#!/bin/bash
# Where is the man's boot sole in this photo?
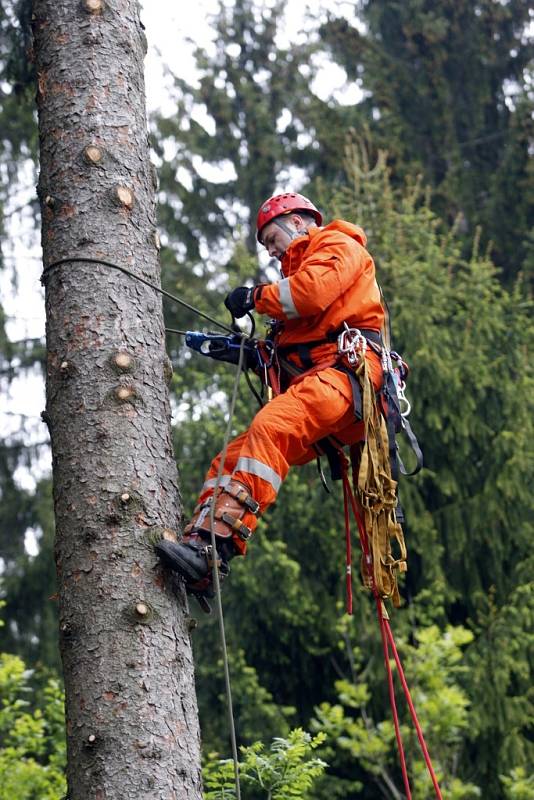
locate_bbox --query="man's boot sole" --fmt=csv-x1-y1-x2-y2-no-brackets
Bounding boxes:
155,540,208,583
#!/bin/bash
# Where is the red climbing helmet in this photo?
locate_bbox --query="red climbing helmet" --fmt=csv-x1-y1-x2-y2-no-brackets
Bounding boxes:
256,192,323,243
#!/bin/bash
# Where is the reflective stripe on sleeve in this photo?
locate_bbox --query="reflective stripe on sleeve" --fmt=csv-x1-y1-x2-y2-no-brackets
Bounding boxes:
234,457,282,493
278,278,299,319
201,474,232,494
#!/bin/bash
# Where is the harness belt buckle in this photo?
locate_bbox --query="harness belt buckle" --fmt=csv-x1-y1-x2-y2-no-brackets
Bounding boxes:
202,545,222,569
246,497,260,515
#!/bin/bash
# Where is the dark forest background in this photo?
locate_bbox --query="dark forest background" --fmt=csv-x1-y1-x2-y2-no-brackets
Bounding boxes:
0,1,532,797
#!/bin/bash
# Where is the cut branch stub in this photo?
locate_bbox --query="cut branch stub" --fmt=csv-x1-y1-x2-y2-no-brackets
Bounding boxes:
83,0,104,14
112,351,136,373
111,185,134,210
83,145,103,165
59,360,76,378
60,622,72,638
106,490,142,525
114,385,137,403
144,526,178,548
133,601,154,625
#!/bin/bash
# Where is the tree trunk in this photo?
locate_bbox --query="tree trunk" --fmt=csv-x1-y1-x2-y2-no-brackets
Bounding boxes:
33,2,203,797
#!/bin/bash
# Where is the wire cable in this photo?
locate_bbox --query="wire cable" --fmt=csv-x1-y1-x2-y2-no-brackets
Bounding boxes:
41,256,235,334
207,337,246,800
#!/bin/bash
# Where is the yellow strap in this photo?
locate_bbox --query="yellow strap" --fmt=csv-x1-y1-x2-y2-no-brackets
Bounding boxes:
352,355,407,607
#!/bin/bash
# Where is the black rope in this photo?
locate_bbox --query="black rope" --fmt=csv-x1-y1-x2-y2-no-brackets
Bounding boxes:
41,256,235,335
165,327,188,336
243,367,264,409
208,337,247,800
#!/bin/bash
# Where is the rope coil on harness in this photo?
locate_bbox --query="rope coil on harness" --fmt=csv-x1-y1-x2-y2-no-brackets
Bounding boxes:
347,344,408,607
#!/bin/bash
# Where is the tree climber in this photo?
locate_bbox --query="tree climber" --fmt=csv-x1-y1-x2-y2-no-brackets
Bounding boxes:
156,192,386,603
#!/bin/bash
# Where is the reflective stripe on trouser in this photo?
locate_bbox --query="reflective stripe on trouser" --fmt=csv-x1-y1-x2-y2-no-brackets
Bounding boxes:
196,367,369,554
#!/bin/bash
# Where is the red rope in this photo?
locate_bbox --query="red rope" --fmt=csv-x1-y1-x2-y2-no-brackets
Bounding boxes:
384,620,443,799
376,596,412,799
340,457,443,799
341,467,411,797
342,474,353,615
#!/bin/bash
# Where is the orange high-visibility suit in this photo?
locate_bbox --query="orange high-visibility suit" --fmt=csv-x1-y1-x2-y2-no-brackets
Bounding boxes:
196,220,385,554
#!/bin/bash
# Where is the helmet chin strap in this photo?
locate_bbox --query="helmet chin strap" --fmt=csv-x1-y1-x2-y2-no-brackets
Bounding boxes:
273,218,307,274
273,216,304,243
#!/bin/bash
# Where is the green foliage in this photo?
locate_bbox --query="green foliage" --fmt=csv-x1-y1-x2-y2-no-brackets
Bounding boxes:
204,728,327,800
0,477,60,673
313,621,480,799
320,0,533,280
501,768,534,800
191,633,296,748
0,652,66,800
467,583,534,795
153,0,326,258
0,0,38,244
0,0,52,676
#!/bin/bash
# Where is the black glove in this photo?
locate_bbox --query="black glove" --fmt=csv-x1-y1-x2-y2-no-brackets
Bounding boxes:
224,286,256,319
208,335,258,369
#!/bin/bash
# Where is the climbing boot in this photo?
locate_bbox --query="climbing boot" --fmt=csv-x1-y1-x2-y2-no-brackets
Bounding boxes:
155,532,235,612
155,479,260,611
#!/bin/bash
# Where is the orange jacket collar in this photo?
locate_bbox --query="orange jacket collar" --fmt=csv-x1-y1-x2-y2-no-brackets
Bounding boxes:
281,219,367,276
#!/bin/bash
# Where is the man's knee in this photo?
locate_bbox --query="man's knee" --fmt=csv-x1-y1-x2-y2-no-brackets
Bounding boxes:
247,406,279,442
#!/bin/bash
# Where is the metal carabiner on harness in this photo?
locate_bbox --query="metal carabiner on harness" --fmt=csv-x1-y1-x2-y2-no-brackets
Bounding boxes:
390,351,411,418
337,323,367,366
396,380,412,418
256,339,278,400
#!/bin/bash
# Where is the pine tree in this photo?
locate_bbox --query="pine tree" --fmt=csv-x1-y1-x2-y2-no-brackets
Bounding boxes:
320,0,533,280
0,0,36,233
153,0,324,261
0,0,53,669
317,146,533,796
33,1,202,797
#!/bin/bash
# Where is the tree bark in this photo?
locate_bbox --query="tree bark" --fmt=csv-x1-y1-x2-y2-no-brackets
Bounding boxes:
33,2,203,797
